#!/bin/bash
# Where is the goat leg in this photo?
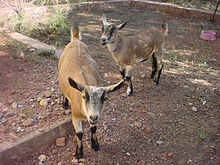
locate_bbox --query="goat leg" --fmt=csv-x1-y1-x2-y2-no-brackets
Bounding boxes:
62,96,69,109
75,132,83,159
90,126,100,151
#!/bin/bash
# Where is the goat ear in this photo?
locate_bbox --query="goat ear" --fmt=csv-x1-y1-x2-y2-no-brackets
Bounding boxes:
104,79,125,94
117,22,127,30
68,77,85,92
102,14,108,25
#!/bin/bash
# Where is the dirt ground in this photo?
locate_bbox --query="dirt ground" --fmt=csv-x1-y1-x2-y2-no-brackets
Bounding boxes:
0,2,220,165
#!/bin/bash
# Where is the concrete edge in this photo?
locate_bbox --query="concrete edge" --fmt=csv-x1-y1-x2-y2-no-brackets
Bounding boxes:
7,31,57,51
0,117,73,164
6,31,63,59
0,0,219,21
132,0,220,21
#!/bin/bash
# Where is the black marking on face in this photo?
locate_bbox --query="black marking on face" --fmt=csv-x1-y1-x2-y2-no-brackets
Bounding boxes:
100,91,106,103
108,25,116,40
83,90,90,102
101,25,104,33
120,69,125,78
126,76,131,81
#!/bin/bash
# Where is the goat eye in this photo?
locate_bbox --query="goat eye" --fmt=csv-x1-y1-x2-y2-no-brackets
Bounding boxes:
83,91,90,101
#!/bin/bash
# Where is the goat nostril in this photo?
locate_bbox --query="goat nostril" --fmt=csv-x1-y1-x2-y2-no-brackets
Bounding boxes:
90,115,98,121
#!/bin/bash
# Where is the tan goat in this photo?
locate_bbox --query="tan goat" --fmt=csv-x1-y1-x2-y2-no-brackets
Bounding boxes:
101,14,168,96
58,25,124,159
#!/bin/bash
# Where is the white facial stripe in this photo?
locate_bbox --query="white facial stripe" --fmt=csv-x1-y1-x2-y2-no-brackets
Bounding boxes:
102,35,108,40
89,86,102,95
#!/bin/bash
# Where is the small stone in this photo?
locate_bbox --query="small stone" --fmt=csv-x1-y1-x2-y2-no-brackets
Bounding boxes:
192,106,197,112
19,113,27,119
188,103,193,105
29,98,34,102
134,121,142,128
167,152,173,157
121,93,127,97
37,96,44,102
2,107,8,113
8,98,14,104
18,104,23,108
56,137,66,147
12,102,18,109
22,118,34,127
141,74,146,78
126,152,131,156
72,159,78,163
38,154,46,163
1,117,7,124
52,149,58,154
156,140,164,145
30,48,35,52
16,50,24,58
79,158,86,162
58,162,64,165
0,113,3,118
6,112,16,117
130,103,135,107
43,90,53,98
40,99,48,106
112,118,116,122
17,126,22,132
64,110,71,115
178,159,185,165
145,127,151,133
147,112,155,118
103,123,108,131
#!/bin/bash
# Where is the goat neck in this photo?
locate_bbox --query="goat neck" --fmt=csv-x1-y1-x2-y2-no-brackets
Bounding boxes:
107,33,122,53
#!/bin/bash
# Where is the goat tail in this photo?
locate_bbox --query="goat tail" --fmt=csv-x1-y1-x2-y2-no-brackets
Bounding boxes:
71,24,81,41
161,21,168,37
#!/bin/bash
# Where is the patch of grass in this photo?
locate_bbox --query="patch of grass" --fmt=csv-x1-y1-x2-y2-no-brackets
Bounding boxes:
15,81,22,90
20,108,31,116
24,54,42,64
143,13,147,17
1,39,27,56
24,49,55,63
38,49,55,58
94,53,108,59
167,52,178,61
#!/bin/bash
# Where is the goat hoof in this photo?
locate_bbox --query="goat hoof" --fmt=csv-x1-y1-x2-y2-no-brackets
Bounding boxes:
92,142,100,151
153,80,159,85
75,152,83,159
126,87,133,96
62,104,69,109
150,75,154,79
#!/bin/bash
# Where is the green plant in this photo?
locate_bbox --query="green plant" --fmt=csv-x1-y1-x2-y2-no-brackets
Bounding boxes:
24,54,42,63
38,49,55,58
1,39,27,56
47,8,67,34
